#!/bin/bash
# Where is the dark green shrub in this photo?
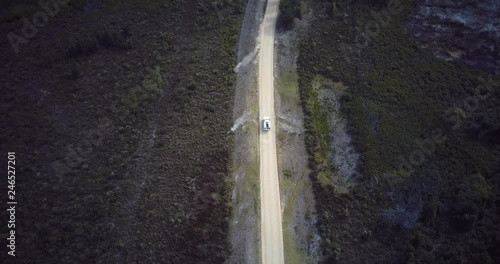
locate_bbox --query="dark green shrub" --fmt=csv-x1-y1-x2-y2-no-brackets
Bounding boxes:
95,29,132,50
277,0,301,30
70,64,79,80
67,37,98,58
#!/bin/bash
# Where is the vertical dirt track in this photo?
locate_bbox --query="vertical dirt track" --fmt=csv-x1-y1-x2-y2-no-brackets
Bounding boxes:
258,0,285,263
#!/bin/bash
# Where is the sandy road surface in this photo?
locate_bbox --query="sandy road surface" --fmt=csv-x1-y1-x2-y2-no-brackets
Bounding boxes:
258,0,284,263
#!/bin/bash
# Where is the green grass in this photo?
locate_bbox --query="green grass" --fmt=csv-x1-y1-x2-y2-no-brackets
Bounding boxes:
275,64,314,263
244,119,260,195
307,76,332,162
277,69,301,104
306,76,354,189
281,172,313,264
228,76,261,261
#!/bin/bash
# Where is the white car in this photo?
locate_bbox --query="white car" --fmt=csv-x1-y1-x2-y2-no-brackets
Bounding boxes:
262,117,271,131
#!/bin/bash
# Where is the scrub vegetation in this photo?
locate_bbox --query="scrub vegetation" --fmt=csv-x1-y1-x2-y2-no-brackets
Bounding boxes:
296,0,500,263
0,0,244,262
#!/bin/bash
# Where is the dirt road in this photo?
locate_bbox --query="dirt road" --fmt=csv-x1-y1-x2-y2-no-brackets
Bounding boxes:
258,0,284,263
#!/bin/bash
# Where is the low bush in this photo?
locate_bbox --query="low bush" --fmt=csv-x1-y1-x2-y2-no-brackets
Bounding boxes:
278,0,301,30
67,37,98,57
67,28,132,58
298,0,500,262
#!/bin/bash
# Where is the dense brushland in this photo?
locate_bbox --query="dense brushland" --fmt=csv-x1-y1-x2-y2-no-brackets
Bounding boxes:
0,0,243,262
293,0,500,263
